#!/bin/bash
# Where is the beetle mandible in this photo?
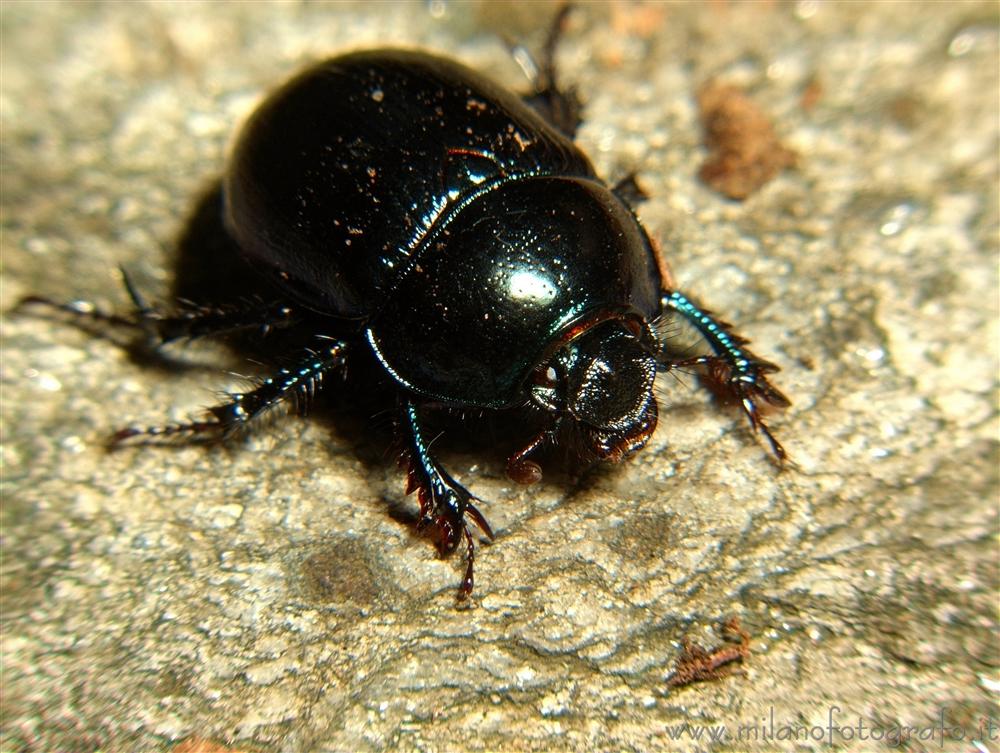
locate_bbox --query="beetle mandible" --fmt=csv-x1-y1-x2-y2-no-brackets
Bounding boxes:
24,9,790,598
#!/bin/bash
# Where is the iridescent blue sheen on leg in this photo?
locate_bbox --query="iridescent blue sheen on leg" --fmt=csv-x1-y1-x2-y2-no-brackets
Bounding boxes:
660,291,790,460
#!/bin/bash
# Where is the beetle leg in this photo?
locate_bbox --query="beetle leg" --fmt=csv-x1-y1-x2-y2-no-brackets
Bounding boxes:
659,290,790,461
119,267,298,346
134,299,297,345
611,173,649,206
17,267,298,348
506,432,546,485
111,341,348,445
506,416,564,485
400,399,494,599
509,4,582,138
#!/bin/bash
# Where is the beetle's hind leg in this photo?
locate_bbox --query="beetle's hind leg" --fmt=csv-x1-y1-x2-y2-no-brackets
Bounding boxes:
112,341,349,445
658,290,790,461
399,399,494,599
117,268,298,347
17,266,298,349
509,4,582,138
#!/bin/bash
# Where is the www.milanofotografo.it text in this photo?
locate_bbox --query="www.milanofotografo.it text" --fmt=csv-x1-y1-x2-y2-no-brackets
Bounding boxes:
658,707,998,748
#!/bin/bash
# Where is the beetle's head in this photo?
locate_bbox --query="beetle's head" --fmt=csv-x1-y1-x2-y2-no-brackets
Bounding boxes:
530,319,659,462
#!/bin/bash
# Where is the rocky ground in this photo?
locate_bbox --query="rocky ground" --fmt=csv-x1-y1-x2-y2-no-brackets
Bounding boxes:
2,2,997,752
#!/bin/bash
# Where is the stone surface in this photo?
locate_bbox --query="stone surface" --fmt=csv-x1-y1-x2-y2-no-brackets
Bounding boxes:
2,2,997,752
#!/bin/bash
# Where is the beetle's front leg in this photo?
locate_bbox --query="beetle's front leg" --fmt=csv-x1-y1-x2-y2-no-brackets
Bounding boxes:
505,415,566,485
400,399,494,598
659,290,790,461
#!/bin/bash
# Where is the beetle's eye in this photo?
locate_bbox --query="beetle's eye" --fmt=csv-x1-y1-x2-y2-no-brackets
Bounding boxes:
531,365,560,387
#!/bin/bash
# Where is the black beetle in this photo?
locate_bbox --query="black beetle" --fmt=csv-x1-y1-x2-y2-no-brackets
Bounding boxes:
23,10,789,598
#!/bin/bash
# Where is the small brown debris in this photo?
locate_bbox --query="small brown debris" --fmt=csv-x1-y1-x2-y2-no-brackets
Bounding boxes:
697,81,796,200
666,617,751,688
610,2,669,39
172,738,249,753
800,74,824,112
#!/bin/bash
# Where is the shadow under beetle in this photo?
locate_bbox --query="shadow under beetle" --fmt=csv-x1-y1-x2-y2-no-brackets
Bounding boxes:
24,9,789,598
